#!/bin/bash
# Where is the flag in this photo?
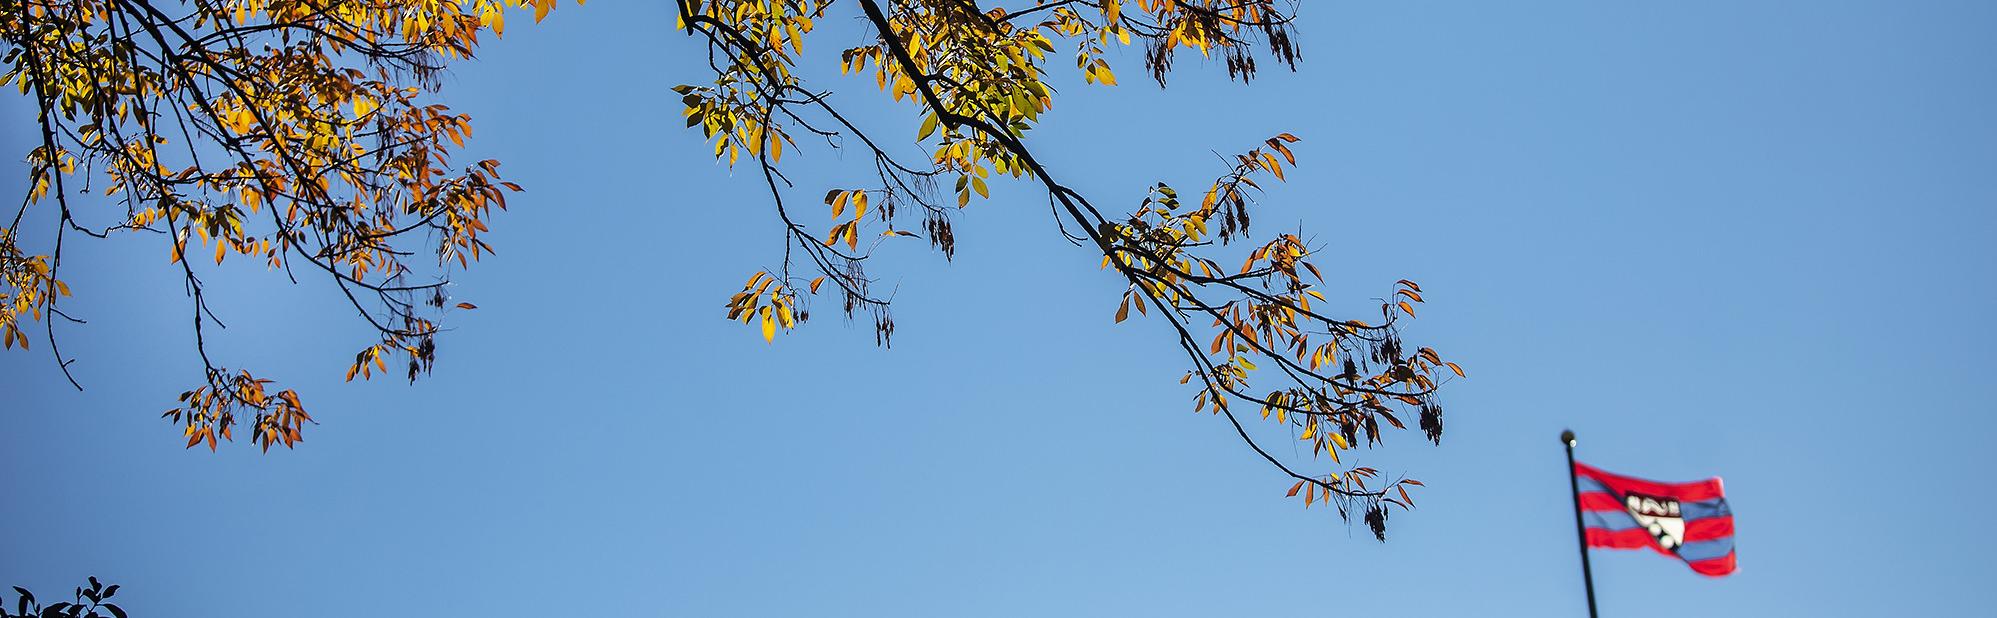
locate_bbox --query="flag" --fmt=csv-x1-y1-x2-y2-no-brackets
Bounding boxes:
1573,462,1736,576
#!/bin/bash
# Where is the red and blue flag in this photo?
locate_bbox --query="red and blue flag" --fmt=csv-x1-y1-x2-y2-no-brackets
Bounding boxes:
1573,462,1736,576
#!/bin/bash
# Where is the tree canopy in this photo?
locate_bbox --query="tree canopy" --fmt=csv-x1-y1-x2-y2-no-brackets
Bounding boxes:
3,0,1459,528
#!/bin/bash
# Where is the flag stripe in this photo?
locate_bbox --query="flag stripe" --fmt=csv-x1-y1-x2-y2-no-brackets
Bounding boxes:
1676,538,1734,562
1584,514,1734,541
1681,498,1731,520
1687,552,1738,577
1577,475,1614,494
1578,493,1730,521
1581,509,1641,531
1587,526,1736,550
1684,516,1735,542
1573,462,1725,502
1581,516,1725,540
1576,492,1623,512
1585,527,1663,550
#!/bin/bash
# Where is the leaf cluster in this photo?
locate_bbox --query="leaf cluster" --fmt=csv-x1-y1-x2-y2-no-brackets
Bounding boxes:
2,577,125,618
1,0,573,448
672,0,1463,533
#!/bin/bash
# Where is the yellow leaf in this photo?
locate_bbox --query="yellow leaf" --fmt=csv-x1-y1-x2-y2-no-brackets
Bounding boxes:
759,306,775,343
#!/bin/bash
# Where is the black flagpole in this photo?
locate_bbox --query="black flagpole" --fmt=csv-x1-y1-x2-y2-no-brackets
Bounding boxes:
1561,429,1599,618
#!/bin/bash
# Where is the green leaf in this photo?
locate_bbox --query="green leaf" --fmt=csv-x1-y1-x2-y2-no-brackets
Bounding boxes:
918,113,939,140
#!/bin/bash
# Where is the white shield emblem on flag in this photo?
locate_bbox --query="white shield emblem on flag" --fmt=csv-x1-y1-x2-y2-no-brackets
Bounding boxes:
1623,493,1686,551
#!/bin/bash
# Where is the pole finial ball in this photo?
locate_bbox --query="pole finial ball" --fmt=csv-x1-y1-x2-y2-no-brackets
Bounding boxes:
1560,429,1576,446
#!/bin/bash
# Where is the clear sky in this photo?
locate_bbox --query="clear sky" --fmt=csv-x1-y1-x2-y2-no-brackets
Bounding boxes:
4,1,1993,615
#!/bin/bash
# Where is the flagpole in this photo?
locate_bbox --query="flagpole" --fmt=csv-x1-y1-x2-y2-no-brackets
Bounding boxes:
1561,429,1599,618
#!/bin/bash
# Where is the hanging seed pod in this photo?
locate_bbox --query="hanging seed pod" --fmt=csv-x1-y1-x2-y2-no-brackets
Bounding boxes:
1420,402,1443,445
1366,504,1389,542
874,314,896,348
924,213,955,260
1380,333,1402,362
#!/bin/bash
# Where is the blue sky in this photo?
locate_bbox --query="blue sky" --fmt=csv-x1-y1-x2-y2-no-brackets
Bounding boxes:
4,1,1993,615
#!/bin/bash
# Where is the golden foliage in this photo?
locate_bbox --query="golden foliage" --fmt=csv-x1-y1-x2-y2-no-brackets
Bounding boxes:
7,0,1458,529
1,0,575,449
674,0,1454,524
